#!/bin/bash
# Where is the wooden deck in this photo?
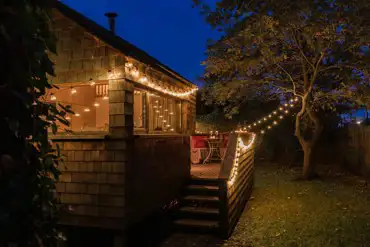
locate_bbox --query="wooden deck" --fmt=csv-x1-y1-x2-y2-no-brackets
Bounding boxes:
191,163,221,179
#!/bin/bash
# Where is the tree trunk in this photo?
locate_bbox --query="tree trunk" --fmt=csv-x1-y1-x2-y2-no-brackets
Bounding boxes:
295,95,322,180
302,145,314,179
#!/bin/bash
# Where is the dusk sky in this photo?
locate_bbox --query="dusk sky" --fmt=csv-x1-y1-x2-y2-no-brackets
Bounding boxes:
62,0,218,86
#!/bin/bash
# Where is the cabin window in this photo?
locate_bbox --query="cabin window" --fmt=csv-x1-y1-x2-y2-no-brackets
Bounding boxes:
134,90,146,129
147,93,181,133
47,83,109,132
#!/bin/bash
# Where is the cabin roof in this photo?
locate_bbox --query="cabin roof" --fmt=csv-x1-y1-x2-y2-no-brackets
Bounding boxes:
55,2,195,87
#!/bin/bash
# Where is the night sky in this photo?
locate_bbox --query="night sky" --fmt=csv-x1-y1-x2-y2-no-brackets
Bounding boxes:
62,0,218,86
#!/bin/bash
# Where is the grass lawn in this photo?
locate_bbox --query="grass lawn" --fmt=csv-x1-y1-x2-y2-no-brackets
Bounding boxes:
225,163,370,247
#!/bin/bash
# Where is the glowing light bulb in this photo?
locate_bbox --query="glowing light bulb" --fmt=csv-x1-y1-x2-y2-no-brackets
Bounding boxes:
253,123,257,126
268,114,272,118
261,130,265,134
94,103,100,107
268,125,272,129
290,99,294,103
279,116,284,119
71,88,77,94
279,107,283,111
156,110,160,113
163,120,167,123
159,116,163,118
264,118,267,121
284,103,288,107
273,121,278,125
295,97,299,102
258,120,262,123
75,113,80,117
248,125,251,129
51,94,56,101
139,77,148,83
273,111,277,115
84,108,90,112
167,124,171,127
285,110,289,114
103,96,109,100
66,116,71,120
170,112,174,115
165,109,168,112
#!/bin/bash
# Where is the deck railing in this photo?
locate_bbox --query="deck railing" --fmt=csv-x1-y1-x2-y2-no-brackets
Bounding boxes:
218,133,255,238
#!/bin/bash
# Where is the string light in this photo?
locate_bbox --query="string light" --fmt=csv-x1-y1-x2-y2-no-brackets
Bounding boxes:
103,96,109,100
126,63,198,98
71,88,77,94
51,94,56,101
125,63,133,68
75,113,80,117
241,97,301,134
66,116,71,120
94,103,100,107
228,133,256,186
84,108,90,112
89,79,96,86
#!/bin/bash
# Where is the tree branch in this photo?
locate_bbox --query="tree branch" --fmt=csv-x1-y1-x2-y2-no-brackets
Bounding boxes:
276,64,298,95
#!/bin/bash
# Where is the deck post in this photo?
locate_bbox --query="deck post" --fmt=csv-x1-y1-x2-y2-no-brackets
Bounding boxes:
218,179,229,239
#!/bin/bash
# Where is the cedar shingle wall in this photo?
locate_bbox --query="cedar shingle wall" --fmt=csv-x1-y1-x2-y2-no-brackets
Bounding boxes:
54,139,128,229
51,10,124,84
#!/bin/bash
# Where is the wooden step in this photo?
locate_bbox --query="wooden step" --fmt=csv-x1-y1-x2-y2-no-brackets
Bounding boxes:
174,219,219,229
185,185,219,196
189,178,220,186
183,195,219,202
177,206,219,220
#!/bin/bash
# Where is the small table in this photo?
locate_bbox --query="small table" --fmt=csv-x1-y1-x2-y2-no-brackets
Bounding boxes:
203,138,222,164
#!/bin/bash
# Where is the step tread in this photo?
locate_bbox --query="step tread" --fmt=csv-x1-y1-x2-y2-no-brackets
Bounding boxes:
179,206,219,215
174,219,219,228
186,185,219,191
183,195,219,202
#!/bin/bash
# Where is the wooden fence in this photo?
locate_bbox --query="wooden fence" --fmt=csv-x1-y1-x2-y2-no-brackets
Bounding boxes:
218,133,255,238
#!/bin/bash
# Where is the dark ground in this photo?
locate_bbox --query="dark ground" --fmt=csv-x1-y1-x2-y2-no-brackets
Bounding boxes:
65,163,370,247
160,163,370,247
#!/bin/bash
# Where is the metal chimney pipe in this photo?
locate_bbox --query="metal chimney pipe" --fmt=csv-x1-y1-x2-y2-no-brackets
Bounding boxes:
104,12,118,34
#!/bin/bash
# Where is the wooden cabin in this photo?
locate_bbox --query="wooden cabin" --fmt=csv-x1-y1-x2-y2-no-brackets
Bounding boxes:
49,3,256,245
50,2,196,244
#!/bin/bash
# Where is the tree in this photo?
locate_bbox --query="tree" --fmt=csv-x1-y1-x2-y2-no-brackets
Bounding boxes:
0,1,71,246
194,0,370,179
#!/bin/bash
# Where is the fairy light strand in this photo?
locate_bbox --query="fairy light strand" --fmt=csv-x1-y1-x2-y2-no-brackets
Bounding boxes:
236,97,300,134
228,133,257,186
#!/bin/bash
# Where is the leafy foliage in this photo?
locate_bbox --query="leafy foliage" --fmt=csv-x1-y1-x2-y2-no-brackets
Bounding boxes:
195,0,370,178
0,1,71,246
